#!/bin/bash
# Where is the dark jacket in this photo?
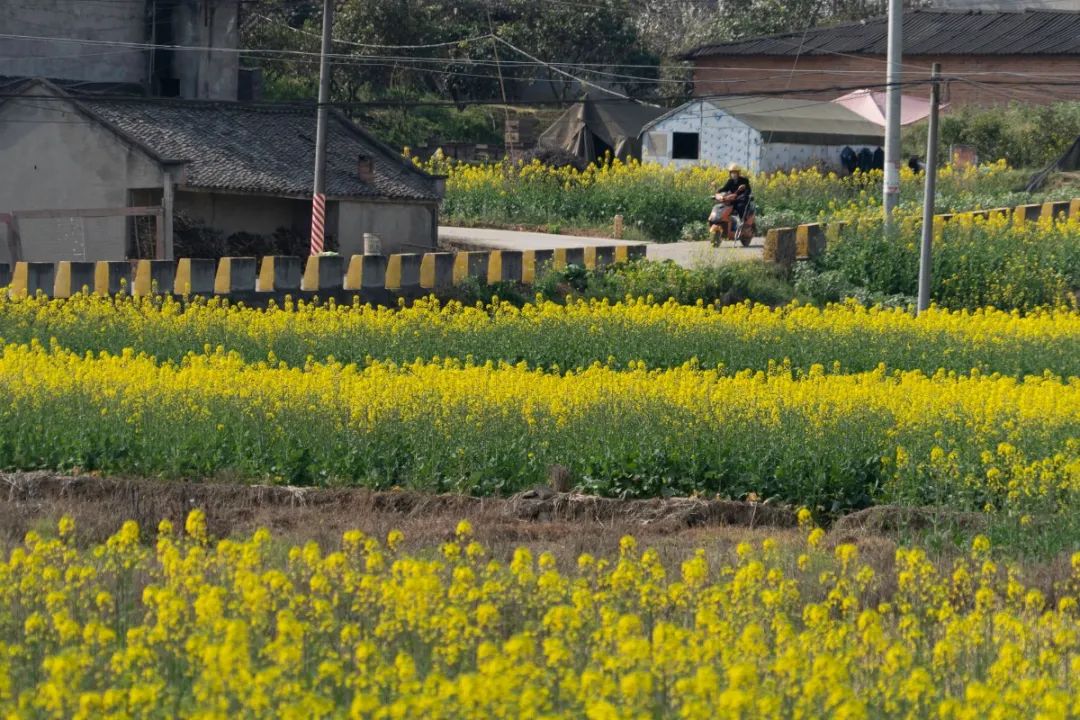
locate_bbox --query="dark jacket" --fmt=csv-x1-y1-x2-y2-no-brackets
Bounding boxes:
718,176,751,196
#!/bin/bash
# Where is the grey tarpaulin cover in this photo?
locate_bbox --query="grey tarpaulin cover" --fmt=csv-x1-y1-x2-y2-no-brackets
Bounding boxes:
1027,136,1080,192
538,94,664,163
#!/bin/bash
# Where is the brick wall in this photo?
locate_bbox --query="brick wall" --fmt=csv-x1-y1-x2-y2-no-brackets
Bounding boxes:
692,54,1080,106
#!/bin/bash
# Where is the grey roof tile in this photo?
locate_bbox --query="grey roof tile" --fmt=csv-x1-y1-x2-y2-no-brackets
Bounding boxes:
683,9,1080,58
78,98,440,201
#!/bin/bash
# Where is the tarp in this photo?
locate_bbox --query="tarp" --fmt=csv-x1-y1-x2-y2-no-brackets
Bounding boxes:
832,89,942,127
1026,135,1080,192
642,96,885,146
539,94,664,163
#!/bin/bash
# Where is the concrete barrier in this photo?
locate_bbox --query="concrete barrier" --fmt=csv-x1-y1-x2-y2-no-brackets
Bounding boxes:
133,260,175,296
174,258,217,295
1013,203,1041,226
9,261,56,298
1071,199,1080,219
764,228,797,269
522,249,555,284
1041,200,1071,220
487,250,523,284
214,257,256,294
614,245,646,264
0,263,10,289
795,224,826,260
420,252,455,290
584,245,616,269
95,261,130,296
257,256,302,292
452,251,490,285
385,253,422,290
301,255,344,292
344,254,387,290
53,261,96,298
553,247,585,270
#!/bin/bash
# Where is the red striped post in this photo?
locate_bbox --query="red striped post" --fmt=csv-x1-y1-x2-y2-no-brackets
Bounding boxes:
310,193,326,255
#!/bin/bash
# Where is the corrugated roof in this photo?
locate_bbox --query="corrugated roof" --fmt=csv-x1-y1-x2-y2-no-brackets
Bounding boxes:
642,96,885,145
682,9,1080,58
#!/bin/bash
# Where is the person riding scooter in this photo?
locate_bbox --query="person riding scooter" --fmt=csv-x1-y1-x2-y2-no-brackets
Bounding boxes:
708,163,755,246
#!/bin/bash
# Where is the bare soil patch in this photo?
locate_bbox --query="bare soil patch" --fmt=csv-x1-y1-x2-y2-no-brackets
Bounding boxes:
1,472,799,567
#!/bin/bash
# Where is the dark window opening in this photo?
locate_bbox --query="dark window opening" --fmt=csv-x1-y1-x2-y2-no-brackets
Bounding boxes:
672,132,700,160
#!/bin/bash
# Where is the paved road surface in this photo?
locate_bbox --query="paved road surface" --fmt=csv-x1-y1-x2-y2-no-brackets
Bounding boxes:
439,226,764,268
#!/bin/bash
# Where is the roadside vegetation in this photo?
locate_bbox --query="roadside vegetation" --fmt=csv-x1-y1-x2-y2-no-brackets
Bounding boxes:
419,155,1080,242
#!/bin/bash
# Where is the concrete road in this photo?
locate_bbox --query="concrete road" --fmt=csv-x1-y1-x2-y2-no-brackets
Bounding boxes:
439,226,643,250
440,226,764,268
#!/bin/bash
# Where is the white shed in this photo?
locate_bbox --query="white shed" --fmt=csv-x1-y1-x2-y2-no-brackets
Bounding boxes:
640,96,885,173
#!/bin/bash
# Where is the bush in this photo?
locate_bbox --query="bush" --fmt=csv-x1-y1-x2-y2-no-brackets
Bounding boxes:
902,101,1080,169
537,259,796,307
822,209,1080,311
418,156,1077,243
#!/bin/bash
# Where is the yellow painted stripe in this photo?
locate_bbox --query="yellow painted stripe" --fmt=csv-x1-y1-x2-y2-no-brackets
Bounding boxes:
9,262,28,299
53,261,73,299
175,259,193,295
452,253,469,285
522,251,536,284
487,251,502,284
553,248,568,270
133,260,152,296
385,255,402,290
344,255,363,291
614,246,627,263
94,262,110,296
420,254,436,289
258,257,275,292
301,256,320,291
214,258,231,294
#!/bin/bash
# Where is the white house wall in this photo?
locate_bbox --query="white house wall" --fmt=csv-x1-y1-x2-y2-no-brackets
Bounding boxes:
761,143,882,173
0,94,164,264
641,101,764,173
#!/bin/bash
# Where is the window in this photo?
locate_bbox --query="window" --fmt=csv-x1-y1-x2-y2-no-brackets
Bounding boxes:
671,132,700,160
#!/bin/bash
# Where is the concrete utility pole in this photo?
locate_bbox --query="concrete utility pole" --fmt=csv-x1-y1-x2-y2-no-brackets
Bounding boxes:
883,0,903,227
917,63,942,315
310,0,334,254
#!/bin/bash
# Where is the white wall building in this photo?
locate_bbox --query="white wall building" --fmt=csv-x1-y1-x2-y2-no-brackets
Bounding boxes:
640,97,885,173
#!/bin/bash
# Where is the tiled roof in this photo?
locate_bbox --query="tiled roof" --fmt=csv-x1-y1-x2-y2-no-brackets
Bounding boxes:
683,9,1080,58
77,98,440,201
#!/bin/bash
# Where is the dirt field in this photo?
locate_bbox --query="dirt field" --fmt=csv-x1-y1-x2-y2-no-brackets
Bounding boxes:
4,472,1075,598
0,472,845,567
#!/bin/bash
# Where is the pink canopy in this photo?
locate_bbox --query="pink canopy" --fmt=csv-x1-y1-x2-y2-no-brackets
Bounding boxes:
832,89,943,127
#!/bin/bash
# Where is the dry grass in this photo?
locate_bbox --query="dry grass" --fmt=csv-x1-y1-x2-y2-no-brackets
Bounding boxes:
1,472,803,569
1,472,1073,598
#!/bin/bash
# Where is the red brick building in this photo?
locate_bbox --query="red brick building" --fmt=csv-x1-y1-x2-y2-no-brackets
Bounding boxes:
682,10,1080,107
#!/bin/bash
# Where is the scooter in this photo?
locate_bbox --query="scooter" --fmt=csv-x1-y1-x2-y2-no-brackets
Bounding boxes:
707,192,756,247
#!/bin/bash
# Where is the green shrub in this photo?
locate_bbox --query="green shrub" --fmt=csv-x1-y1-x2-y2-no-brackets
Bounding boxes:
537,259,796,306
822,210,1080,311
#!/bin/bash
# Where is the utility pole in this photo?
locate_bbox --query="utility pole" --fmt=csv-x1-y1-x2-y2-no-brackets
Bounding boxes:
310,0,334,255
883,0,903,228
916,63,942,315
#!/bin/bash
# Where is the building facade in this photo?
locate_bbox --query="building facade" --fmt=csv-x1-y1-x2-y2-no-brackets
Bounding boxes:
640,97,884,173
684,10,1080,107
0,81,444,263
0,0,241,100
